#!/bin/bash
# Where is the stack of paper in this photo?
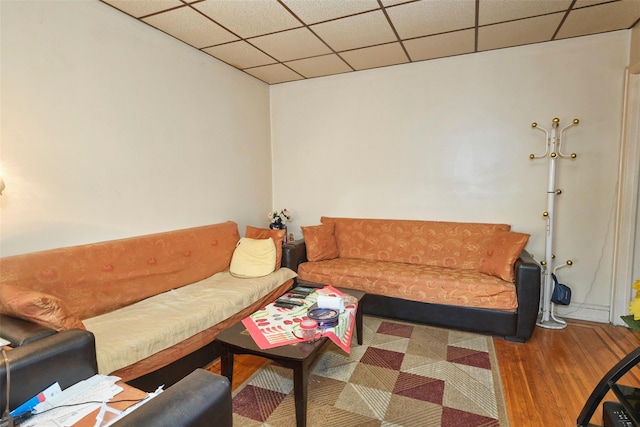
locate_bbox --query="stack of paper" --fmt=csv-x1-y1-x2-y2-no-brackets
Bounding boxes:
22,375,122,427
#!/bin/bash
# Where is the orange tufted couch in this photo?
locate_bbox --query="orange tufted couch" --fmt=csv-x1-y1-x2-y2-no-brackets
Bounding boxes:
283,217,541,342
0,221,296,389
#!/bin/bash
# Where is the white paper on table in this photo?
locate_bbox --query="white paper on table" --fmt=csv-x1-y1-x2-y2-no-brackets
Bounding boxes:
22,375,122,427
97,385,164,427
316,295,345,313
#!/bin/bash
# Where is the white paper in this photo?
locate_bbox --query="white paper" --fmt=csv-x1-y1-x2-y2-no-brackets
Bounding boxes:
317,295,345,313
23,375,122,427
97,385,164,427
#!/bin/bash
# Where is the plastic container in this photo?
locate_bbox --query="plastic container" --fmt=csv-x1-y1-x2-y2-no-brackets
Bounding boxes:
299,319,318,342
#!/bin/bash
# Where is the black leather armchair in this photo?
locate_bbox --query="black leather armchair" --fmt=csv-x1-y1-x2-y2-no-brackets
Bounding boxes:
0,317,232,427
112,369,232,427
0,314,58,347
0,328,98,413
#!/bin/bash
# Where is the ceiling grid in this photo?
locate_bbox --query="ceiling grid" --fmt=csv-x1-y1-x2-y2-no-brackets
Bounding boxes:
101,0,640,84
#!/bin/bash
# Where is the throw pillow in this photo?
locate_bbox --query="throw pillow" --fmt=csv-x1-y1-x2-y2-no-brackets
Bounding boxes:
229,237,277,278
479,231,530,282
0,283,86,331
245,226,285,269
301,223,339,262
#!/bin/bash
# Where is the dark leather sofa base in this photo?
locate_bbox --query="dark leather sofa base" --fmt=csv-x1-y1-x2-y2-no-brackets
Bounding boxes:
113,369,232,427
127,341,221,393
362,293,522,342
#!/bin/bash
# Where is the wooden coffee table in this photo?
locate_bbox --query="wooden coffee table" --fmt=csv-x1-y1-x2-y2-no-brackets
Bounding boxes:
215,287,364,427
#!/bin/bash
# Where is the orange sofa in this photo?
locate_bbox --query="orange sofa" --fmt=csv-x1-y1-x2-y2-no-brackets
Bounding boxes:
0,221,296,389
283,217,541,342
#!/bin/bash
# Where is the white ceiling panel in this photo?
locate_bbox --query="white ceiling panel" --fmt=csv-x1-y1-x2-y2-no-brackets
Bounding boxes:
282,0,379,24
341,42,409,71
386,0,476,39
404,29,475,61
244,63,304,84
311,10,397,52
478,0,572,26
194,0,301,39
203,41,276,69
285,54,352,78
250,27,332,62
478,13,565,51
101,0,183,18
556,0,640,39
142,6,238,48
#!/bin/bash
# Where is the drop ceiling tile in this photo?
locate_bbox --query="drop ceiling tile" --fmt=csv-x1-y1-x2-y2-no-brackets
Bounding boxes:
101,0,182,18
203,41,276,69
193,0,301,39
478,13,564,51
404,29,475,61
573,0,618,7
311,10,397,52
478,0,571,26
244,64,304,84
250,27,332,62
386,0,476,39
340,42,409,71
142,6,238,49
281,0,379,24
285,54,352,78
381,0,415,6
557,0,640,39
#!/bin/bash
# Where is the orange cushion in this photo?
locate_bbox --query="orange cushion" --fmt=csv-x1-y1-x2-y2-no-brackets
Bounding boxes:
301,223,339,261
320,217,511,269
0,221,241,320
479,231,530,282
246,226,285,269
0,283,85,331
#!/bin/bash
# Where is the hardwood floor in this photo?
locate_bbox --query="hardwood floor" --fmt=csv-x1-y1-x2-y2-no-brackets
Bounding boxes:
208,352,269,391
495,318,640,427
209,318,640,427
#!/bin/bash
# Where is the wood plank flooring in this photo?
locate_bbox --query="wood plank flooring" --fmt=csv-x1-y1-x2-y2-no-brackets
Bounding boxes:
495,318,640,427
209,318,640,427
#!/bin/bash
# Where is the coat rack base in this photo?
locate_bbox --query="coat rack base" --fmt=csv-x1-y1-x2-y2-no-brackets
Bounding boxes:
536,312,568,329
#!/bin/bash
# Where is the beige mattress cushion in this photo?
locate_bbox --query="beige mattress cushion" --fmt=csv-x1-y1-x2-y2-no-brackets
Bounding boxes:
83,268,297,375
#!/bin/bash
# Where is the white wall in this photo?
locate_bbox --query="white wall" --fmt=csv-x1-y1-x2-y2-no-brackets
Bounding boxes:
0,0,632,323
0,0,272,256
630,22,640,303
271,31,630,322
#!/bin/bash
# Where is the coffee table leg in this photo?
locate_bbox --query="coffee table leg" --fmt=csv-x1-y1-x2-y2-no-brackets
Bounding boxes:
293,362,308,427
220,345,234,386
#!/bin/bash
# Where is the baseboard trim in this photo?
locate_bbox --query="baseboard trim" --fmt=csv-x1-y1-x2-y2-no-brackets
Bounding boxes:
551,303,610,324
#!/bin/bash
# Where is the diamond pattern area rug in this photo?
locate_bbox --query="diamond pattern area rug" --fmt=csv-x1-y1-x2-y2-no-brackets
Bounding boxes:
232,316,509,427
